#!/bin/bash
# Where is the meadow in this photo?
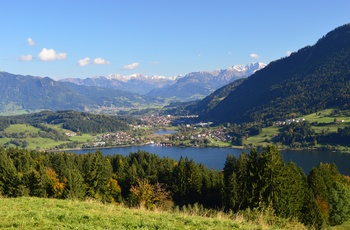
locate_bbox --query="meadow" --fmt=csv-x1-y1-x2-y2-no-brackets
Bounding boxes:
0,197,306,230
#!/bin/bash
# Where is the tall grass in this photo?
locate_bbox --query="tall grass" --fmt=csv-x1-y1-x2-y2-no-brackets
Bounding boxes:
0,197,307,230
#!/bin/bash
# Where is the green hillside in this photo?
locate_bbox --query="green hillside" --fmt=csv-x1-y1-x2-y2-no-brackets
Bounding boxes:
0,111,135,150
0,72,161,114
199,24,350,124
243,109,350,149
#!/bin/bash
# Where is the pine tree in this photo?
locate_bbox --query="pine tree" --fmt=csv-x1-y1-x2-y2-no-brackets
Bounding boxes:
0,148,20,197
83,151,112,201
308,163,350,225
171,156,187,205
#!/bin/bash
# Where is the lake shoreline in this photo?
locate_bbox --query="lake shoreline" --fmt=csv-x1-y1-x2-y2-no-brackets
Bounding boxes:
53,140,350,155
68,145,350,175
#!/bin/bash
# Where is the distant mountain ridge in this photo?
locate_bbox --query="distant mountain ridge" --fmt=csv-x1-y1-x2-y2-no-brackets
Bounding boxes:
0,72,160,113
60,74,176,95
60,62,266,100
0,62,265,114
146,62,266,101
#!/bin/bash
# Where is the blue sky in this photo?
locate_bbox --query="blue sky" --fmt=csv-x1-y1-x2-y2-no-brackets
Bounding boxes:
1,0,349,80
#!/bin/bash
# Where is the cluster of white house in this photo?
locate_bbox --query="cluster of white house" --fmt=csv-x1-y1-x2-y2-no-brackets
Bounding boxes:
275,118,306,126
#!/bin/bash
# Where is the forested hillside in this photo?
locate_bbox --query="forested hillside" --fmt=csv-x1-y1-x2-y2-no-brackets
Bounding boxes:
0,73,86,112
199,24,350,124
1,146,349,229
0,110,134,134
0,72,161,114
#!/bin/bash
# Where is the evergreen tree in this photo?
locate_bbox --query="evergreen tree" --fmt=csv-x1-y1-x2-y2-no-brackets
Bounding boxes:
328,182,350,225
23,168,47,197
0,148,20,197
308,163,350,225
185,158,203,204
171,156,188,205
62,168,85,199
82,151,113,201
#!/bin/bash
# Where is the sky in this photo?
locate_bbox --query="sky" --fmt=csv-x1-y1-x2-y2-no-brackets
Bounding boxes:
1,0,349,80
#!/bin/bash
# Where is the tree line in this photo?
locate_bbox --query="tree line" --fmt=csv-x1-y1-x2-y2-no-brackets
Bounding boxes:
0,146,349,229
0,110,135,134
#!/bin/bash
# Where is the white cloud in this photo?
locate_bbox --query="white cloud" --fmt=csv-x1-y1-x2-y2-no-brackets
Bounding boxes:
18,54,33,62
286,51,293,56
38,48,67,61
57,53,67,60
150,61,159,64
249,53,261,59
93,57,111,65
122,62,140,70
78,57,90,66
27,37,36,46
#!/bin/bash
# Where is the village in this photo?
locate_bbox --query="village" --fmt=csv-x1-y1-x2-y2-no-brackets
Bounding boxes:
88,114,234,148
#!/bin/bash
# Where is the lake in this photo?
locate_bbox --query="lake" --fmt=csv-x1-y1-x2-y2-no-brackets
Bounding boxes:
154,129,177,135
71,145,350,175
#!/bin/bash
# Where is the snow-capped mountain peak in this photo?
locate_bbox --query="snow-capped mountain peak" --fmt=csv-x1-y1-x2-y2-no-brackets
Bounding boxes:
228,62,267,73
60,62,267,97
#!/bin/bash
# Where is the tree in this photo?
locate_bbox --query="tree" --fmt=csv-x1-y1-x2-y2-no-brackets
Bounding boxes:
23,168,47,197
45,167,65,198
308,163,350,225
106,177,122,203
328,182,350,225
0,148,20,197
62,168,85,199
83,151,113,201
171,157,187,205
129,178,171,210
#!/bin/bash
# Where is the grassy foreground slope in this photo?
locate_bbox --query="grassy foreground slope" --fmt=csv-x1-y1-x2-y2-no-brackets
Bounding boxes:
0,197,305,230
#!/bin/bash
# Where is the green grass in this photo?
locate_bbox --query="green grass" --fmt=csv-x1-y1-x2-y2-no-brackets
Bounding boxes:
4,124,41,134
326,219,350,230
0,197,306,230
302,109,349,123
26,138,67,149
0,110,29,116
70,134,94,142
303,109,350,135
245,126,280,147
1,124,91,150
0,138,11,145
206,137,231,147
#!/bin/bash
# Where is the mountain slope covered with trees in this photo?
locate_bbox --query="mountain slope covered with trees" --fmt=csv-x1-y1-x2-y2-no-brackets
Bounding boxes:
0,72,161,114
198,24,350,124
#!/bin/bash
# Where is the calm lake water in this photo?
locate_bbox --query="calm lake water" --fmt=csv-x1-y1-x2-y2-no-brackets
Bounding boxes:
71,145,350,175
154,129,177,135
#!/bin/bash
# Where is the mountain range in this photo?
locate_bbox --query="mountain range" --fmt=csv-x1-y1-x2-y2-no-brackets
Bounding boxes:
146,62,266,101
60,62,266,101
60,74,176,95
0,72,161,114
0,62,265,114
